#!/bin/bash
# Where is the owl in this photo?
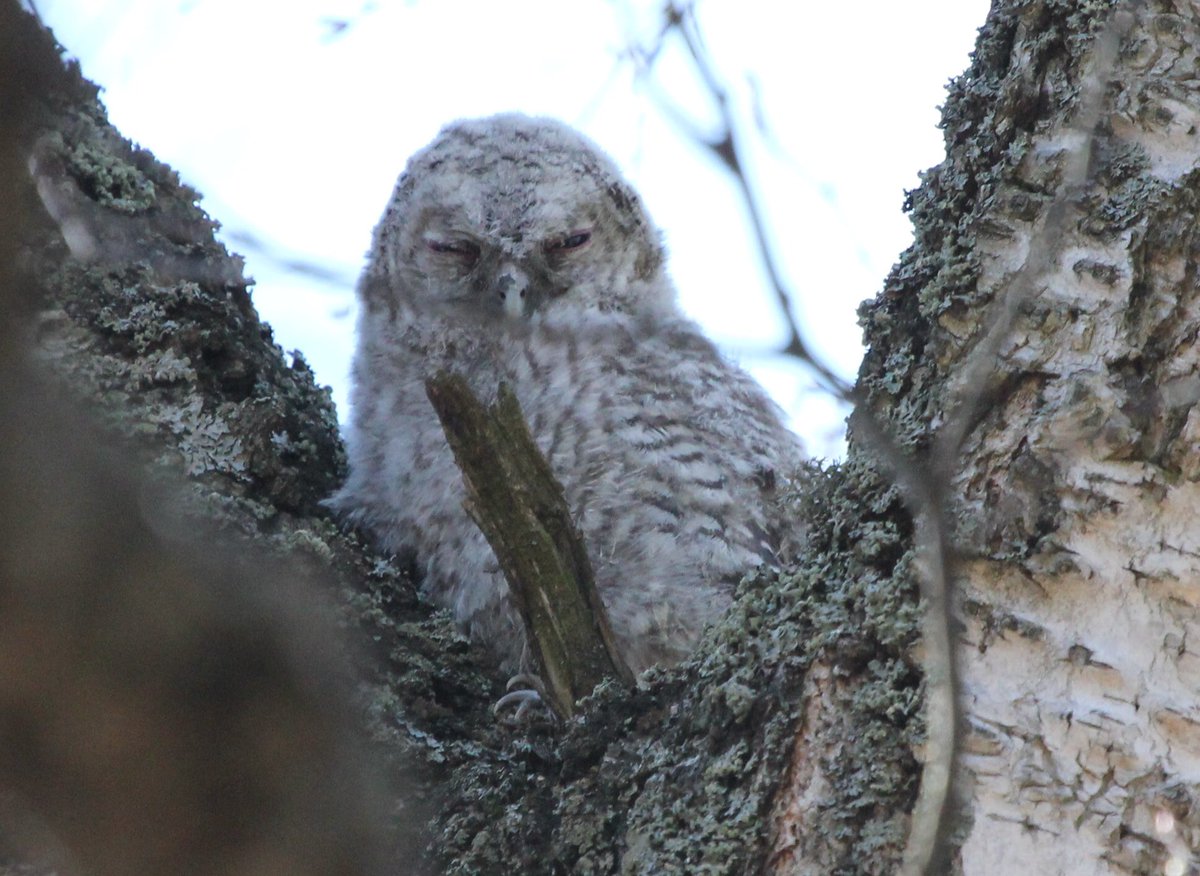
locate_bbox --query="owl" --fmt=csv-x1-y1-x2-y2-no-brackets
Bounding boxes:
330,114,803,677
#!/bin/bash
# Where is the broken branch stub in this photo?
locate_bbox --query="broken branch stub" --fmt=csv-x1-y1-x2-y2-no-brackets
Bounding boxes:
424,371,633,719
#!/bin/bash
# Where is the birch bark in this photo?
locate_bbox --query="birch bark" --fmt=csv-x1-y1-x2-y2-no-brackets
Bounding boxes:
857,1,1200,871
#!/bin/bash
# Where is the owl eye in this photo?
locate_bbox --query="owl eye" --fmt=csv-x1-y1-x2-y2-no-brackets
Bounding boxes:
427,239,480,262
546,231,592,253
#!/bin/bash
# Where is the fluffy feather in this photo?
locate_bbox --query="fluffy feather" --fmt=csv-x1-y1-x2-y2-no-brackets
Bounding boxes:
331,114,803,674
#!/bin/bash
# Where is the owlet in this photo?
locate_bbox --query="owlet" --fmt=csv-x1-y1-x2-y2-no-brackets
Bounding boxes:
330,114,803,676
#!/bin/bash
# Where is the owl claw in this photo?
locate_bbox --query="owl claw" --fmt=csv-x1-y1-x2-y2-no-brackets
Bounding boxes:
492,674,553,723
506,672,543,692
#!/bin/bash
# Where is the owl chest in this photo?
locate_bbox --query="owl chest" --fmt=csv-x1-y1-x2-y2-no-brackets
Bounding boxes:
500,334,742,500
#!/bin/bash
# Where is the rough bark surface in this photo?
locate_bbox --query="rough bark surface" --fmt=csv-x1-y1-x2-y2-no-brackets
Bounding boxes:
859,0,1200,872
0,10,396,876
1,6,503,872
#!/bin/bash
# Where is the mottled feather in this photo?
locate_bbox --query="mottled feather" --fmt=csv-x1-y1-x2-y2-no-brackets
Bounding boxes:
331,114,803,674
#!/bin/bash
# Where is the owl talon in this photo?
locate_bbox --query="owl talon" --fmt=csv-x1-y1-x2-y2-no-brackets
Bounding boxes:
493,675,553,723
505,672,542,693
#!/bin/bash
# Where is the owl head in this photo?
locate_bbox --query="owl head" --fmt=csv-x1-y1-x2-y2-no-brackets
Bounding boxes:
362,114,673,324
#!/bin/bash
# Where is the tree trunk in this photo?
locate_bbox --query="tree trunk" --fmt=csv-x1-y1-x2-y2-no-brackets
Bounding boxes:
2,0,1198,874
883,0,1200,871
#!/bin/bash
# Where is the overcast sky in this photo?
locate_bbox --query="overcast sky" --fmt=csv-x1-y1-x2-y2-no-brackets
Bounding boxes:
37,0,991,458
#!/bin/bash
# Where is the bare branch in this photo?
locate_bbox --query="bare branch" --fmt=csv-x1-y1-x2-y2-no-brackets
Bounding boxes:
633,2,853,398
223,228,358,290
425,373,634,720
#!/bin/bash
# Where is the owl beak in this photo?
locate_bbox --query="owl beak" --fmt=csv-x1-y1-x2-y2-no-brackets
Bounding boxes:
495,263,532,319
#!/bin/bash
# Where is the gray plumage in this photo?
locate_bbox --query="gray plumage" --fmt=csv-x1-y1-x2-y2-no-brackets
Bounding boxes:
330,114,803,675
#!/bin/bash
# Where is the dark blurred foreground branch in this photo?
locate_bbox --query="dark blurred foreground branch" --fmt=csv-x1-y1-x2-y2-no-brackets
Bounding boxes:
0,7,398,872
0,373,390,876
426,373,634,719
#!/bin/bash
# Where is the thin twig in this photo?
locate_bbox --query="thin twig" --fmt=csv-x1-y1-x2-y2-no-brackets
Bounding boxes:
900,5,1139,873
634,2,852,397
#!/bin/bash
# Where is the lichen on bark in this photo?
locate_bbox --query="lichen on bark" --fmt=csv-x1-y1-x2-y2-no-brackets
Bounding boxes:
424,454,923,875
3,11,505,871
861,0,1200,871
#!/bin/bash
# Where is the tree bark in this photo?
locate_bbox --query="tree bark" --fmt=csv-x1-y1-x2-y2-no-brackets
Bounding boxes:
874,0,1200,871
0,6,499,874
3,0,1199,874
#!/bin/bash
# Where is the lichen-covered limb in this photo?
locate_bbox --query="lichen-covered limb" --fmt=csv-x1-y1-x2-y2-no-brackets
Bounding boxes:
1,8,497,872
0,9,394,874
426,372,633,718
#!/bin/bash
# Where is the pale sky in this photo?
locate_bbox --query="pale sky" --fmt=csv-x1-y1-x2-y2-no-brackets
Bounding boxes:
37,0,990,459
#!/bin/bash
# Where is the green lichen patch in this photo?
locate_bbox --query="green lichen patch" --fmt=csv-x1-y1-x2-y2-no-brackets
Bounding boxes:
51,119,157,213
31,139,345,514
